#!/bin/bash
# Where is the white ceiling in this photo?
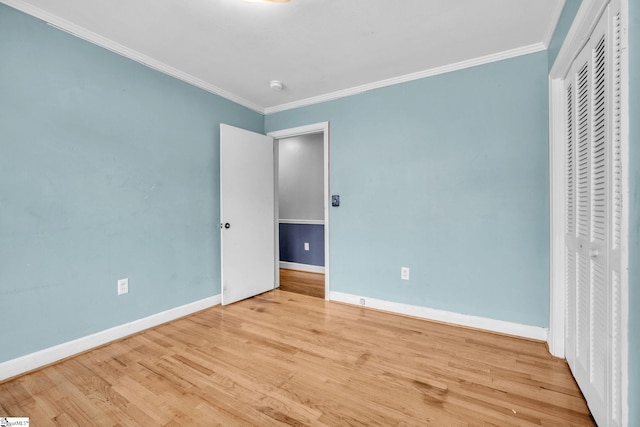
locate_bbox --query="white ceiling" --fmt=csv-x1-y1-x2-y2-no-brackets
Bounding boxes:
4,0,565,113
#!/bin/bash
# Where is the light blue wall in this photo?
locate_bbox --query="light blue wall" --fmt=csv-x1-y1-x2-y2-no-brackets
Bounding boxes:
267,52,550,327
548,0,583,70
0,4,263,362
1,1,634,415
628,0,639,422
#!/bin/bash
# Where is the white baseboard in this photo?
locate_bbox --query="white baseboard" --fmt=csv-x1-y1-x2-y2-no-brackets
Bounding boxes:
279,261,325,274
0,294,221,382
329,291,548,342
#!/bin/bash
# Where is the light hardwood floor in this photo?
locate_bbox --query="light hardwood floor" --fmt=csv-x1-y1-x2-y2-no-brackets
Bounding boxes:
279,268,325,299
0,290,594,426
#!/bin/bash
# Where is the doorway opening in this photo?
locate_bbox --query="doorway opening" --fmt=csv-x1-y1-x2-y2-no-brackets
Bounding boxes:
268,123,330,300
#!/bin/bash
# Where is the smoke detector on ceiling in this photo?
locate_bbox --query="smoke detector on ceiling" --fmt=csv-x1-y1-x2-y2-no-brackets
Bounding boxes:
270,80,284,91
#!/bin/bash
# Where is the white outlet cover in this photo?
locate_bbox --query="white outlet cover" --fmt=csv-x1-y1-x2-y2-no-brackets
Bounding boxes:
401,267,410,280
117,278,129,295
304,242,310,251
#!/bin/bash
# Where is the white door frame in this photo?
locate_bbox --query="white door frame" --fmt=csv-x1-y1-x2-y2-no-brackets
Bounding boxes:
548,0,629,423
268,122,330,299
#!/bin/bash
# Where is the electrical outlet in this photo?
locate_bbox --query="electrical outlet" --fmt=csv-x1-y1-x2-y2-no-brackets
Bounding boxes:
401,267,410,280
304,242,310,251
359,298,365,306
117,278,129,295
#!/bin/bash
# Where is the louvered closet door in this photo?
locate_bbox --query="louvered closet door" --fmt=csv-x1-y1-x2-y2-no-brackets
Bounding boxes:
563,2,623,426
564,30,596,404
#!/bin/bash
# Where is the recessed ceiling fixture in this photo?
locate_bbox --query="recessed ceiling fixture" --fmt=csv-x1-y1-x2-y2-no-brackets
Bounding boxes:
270,80,284,91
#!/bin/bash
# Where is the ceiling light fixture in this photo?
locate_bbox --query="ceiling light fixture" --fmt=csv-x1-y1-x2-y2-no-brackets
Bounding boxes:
270,80,284,91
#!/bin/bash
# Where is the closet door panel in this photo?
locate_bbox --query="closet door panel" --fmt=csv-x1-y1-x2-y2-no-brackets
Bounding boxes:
562,4,623,425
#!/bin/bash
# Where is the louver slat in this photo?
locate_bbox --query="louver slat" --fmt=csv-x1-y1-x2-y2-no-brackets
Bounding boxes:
612,269,621,422
612,13,623,251
576,63,590,239
566,84,575,234
590,261,607,396
591,36,607,244
566,249,577,358
577,253,590,362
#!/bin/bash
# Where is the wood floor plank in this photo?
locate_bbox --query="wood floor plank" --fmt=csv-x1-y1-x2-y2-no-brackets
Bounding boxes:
279,268,324,298
0,290,594,426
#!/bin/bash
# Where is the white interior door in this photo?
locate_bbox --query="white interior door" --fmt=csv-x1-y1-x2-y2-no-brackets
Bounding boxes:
563,3,624,426
220,124,275,305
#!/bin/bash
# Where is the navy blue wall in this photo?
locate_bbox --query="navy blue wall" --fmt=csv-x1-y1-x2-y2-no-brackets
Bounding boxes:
279,224,325,267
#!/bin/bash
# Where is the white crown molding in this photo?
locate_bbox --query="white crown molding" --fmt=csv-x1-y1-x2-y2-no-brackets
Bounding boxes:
543,0,569,48
264,42,546,114
0,294,221,382
4,0,553,117
0,0,265,114
329,291,548,342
